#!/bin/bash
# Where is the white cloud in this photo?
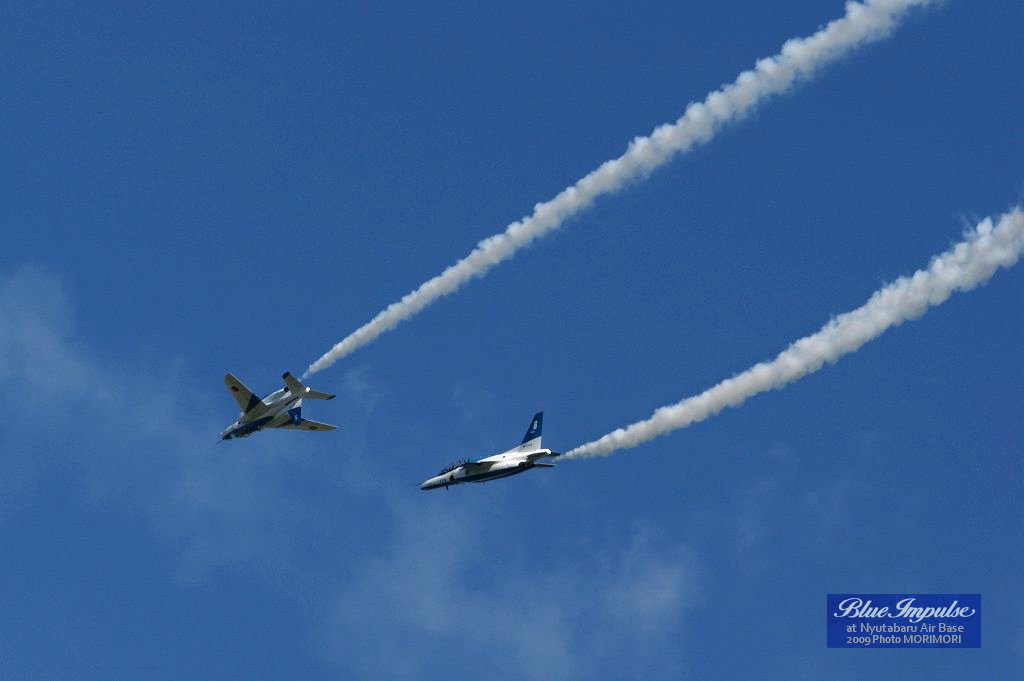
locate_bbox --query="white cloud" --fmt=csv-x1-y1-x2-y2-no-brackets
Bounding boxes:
319,498,701,680
0,266,317,581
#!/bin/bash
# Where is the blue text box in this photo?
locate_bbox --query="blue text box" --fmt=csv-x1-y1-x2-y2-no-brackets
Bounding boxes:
827,594,980,648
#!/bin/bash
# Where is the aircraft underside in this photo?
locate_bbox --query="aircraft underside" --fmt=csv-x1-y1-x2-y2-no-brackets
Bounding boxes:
422,460,548,489
227,416,274,439
220,372,337,441
463,465,533,483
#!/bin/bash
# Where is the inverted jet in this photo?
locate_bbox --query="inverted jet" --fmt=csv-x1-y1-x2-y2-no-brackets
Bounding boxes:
220,372,337,440
420,412,560,490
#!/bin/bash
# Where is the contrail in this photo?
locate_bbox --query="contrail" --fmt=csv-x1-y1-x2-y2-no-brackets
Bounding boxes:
565,207,1024,459
304,0,937,377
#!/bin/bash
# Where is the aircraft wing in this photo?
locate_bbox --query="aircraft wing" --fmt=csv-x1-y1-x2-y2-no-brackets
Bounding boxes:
451,459,496,474
276,419,337,432
224,373,262,413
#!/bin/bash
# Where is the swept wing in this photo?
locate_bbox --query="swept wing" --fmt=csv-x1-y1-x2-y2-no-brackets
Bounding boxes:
224,373,262,413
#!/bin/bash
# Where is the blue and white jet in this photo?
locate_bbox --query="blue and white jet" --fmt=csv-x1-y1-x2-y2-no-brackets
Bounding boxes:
220,372,337,440
420,412,560,490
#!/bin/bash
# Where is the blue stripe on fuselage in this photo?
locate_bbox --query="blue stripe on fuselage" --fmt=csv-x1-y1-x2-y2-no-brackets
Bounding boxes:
230,416,273,437
245,392,262,413
459,465,532,484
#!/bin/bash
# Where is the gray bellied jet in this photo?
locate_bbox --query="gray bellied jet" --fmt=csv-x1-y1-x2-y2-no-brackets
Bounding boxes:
220,372,337,440
420,412,560,490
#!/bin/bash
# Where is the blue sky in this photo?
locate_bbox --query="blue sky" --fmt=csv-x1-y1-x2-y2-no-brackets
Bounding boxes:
2,1,1021,678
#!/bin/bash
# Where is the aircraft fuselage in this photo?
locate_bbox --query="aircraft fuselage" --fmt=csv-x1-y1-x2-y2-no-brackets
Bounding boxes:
221,387,303,439
419,448,557,490
220,371,337,440
420,412,556,490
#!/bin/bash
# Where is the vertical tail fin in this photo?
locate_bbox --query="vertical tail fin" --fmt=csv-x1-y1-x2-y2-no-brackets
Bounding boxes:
519,412,543,449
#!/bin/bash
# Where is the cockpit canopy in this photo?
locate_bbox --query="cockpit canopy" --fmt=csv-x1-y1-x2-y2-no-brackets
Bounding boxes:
437,457,471,475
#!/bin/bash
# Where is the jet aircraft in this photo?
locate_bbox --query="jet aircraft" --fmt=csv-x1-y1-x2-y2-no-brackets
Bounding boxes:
220,372,337,440
420,412,560,490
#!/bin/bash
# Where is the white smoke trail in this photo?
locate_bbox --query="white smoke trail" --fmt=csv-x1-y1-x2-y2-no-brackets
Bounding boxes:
304,0,936,377
565,207,1024,459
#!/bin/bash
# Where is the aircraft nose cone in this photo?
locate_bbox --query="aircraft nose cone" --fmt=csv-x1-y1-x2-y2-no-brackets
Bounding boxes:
420,475,443,490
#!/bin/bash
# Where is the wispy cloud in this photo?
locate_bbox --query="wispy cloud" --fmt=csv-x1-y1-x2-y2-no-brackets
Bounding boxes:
318,499,701,680
304,0,938,377
2,265,704,677
0,266,319,581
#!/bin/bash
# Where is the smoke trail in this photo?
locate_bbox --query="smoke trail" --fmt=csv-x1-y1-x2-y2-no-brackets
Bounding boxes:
304,0,936,377
565,208,1024,459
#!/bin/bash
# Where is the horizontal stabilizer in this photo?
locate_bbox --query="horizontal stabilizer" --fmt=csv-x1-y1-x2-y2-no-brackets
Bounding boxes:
282,372,335,400
305,389,335,400
278,419,337,432
533,462,556,468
